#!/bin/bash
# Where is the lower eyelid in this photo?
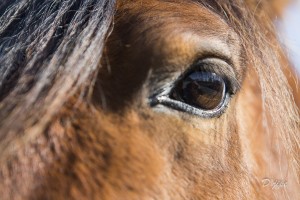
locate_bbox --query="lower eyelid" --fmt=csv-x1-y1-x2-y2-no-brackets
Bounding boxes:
150,93,230,118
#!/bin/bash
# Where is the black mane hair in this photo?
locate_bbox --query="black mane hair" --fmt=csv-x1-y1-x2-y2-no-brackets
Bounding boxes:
0,0,115,154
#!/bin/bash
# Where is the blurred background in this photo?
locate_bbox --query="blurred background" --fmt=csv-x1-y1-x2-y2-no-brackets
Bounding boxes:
278,0,300,72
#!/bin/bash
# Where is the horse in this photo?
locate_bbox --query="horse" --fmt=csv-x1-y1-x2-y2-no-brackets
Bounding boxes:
0,0,299,199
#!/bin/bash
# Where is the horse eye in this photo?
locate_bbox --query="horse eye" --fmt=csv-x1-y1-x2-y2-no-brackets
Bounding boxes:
171,72,226,110
149,66,232,118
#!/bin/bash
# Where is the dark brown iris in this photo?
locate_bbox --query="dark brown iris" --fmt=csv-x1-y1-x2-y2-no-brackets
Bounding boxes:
171,72,225,110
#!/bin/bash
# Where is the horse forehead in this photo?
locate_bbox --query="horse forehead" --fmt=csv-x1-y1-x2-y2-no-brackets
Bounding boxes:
113,0,243,81
116,0,229,33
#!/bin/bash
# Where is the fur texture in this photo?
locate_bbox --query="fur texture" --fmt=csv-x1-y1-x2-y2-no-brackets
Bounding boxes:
0,0,299,199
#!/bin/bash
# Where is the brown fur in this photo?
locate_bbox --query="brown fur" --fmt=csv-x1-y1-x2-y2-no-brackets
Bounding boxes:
0,0,299,199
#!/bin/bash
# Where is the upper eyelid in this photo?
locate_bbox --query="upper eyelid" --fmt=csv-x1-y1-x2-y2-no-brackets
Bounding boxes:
172,57,240,94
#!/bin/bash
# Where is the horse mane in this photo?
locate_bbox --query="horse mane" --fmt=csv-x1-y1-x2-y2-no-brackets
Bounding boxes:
0,0,115,157
0,0,299,187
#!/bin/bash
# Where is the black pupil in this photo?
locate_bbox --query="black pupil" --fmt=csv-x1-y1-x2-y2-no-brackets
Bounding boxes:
172,72,225,110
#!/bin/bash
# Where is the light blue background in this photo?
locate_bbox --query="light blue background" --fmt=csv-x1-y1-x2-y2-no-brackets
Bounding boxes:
278,0,300,72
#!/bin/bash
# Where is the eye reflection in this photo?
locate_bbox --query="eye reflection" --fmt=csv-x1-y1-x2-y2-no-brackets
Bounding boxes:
171,72,226,110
